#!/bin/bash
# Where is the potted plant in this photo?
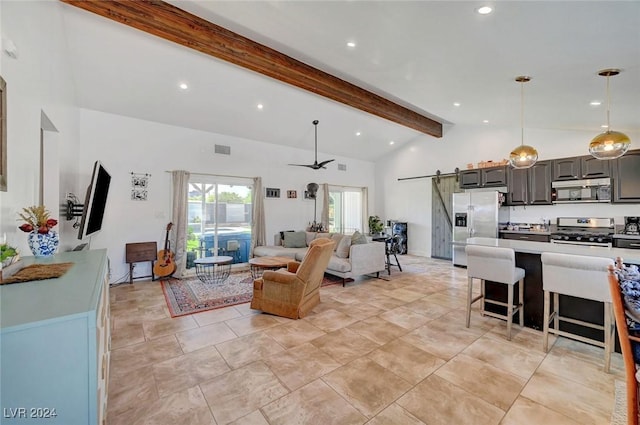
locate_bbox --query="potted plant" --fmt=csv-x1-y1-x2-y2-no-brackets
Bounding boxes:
368,215,384,235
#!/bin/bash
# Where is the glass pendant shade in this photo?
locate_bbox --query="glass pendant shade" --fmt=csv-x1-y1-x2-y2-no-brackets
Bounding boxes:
590,69,631,160
509,144,538,169
589,131,631,159
509,76,538,169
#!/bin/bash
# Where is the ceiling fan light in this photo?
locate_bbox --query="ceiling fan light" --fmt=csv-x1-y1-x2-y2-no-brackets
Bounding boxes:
509,144,538,169
589,131,631,159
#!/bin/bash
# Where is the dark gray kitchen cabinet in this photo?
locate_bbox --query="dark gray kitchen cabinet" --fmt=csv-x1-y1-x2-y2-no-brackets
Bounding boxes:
581,156,611,178
460,166,507,189
552,157,580,181
553,155,610,181
507,161,552,205
612,149,640,203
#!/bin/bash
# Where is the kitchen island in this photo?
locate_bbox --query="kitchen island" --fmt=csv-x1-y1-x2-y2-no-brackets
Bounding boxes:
456,238,639,341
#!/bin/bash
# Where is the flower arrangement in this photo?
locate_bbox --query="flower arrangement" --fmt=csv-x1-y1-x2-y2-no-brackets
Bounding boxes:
17,205,58,234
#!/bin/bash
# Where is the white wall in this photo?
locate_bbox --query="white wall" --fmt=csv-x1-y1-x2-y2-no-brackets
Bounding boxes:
0,0,80,256
376,124,640,257
77,109,376,282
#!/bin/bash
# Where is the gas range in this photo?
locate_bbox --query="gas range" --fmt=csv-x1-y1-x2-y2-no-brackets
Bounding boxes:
550,217,615,247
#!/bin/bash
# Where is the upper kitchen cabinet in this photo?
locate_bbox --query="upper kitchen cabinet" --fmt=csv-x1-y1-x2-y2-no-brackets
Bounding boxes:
552,155,610,180
459,166,507,189
506,160,552,205
612,149,640,203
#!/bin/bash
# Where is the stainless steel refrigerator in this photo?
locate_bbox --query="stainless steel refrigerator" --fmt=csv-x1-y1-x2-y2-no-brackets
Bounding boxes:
452,190,509,267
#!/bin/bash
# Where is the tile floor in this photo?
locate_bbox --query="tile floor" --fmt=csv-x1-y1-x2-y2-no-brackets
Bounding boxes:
107,256,623,425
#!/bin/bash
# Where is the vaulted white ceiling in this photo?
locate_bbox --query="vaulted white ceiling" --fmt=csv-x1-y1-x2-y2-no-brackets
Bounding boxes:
61,1,640,162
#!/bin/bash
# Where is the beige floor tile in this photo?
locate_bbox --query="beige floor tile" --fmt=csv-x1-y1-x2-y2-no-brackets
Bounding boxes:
323,357,412,418
142,315,199,340
110,322,145,349
500,397,583,425
107,366,159,418
422,292,467,309
263,342,341,391
216,332,285,369
261,379,366,425
365,403,426,425
404,298,453,319
383,287,425,303
304,308,359,332
234,302,263,316
401,323,478,360
348,316,408,345
311,327,380,364
263,319,326,349
335,302,382,320
192,306,243,326
368,339,445,385
175,321,238,353
397,374,505,425
435,353,526,411
200,361,289,425
227,410,270,425
152,346,230,397
462,336,545,380
110,335,184,375
365,295,407,311
379,306,430,330
108,385,215,425
225,313,286,336
521,370,613,425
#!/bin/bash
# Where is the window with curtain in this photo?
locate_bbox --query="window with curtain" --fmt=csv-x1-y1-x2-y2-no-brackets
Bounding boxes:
328,186,366,234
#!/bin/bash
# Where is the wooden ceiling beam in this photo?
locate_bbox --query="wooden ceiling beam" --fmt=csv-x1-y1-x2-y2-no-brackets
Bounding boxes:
60,0,442,137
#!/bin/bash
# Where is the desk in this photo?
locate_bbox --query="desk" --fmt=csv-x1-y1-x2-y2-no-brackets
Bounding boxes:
194,256,233,284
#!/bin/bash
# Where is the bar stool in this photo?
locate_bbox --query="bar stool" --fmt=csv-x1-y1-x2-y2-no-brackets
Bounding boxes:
465,245,525,341
541,252,614,372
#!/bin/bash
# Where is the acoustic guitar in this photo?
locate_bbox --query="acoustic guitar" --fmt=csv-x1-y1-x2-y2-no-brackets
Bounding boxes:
153,222,176,278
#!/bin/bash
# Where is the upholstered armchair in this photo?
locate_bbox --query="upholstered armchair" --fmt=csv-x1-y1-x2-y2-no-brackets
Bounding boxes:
251,237,335,319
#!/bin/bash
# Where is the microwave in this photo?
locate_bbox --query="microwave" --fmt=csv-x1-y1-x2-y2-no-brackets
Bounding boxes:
551,178,611,203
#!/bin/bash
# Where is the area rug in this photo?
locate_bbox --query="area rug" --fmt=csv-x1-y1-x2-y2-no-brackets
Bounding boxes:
161,271,348,317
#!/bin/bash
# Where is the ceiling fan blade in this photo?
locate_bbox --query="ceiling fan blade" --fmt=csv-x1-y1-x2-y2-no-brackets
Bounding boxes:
317,159,335,169
288,163,316,169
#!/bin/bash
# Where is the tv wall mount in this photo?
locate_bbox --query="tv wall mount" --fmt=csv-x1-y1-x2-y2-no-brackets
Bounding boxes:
65,193,84,229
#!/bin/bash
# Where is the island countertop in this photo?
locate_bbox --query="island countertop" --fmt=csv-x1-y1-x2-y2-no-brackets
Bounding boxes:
457,237,640,264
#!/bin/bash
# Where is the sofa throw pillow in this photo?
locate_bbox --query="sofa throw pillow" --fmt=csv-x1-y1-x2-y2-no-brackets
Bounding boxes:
283,231,307,248
351,230,368,245
330,233,344,251
335,234,352,258
279,230,294,246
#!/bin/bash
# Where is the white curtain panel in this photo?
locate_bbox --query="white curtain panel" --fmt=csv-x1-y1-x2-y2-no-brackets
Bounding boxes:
171,170,190,278
361,186,369,233
251,177,266,256
321,183,330,229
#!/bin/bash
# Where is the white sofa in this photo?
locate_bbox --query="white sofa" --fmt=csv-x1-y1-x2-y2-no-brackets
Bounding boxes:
253,231,386,283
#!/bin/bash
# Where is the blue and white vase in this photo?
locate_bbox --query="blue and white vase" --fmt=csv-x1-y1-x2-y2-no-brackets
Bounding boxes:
27,231,59,257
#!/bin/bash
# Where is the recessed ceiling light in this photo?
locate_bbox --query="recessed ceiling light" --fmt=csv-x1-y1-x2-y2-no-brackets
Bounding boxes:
590,101,602,106
453,102,461,107
477,6,493,15
257,103,264,110
347,41,356,48
178,82,188,90
483,120,489,124
355,131,361,136
389,141,395,145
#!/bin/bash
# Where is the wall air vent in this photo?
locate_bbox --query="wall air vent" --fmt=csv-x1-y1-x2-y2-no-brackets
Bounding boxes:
338,163,347,171
214,144,231,155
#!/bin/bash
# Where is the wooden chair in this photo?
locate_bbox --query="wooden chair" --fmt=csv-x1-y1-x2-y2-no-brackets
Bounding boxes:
608,261,640,425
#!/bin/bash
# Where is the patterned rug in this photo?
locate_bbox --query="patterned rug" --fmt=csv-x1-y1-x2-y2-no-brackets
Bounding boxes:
161,271,348,317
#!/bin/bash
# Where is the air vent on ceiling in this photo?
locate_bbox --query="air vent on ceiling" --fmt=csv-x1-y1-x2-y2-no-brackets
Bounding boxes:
214,144,231,155
338,163,347,171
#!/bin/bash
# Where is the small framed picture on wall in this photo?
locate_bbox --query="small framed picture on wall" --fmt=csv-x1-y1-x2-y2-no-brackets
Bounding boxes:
287,190,297,199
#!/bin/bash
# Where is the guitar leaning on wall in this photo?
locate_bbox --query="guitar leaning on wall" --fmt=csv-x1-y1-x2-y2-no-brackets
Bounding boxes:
153,222,176,278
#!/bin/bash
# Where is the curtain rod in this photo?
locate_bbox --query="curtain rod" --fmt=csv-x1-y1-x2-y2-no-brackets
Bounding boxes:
398,168,460,182
327,183,366,190
165,170,256,180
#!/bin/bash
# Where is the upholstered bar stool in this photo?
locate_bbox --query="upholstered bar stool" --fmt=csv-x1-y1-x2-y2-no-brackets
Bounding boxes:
541,252,614,372
465,245,525,341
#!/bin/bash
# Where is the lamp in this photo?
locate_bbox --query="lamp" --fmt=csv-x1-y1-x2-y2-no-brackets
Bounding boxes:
509,76,538,169
589,69,631,160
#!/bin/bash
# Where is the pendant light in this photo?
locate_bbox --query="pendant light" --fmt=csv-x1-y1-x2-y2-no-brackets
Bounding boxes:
589,69,631,160
509,76,538,169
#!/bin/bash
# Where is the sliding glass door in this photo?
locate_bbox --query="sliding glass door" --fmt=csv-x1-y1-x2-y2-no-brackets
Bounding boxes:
328,186,366,234
186,176,252,268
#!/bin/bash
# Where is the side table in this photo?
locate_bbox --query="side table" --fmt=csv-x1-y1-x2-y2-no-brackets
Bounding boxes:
194,256,233,284
248,256,292,279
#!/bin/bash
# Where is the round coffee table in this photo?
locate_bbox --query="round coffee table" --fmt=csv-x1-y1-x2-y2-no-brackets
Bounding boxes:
249,256,293,279
194,256,233,284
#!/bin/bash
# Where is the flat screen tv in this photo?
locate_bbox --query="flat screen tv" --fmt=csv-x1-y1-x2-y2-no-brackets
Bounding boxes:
78,161,111,240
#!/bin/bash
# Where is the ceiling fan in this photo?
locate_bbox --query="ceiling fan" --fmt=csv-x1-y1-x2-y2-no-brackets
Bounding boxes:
289,120,335,170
